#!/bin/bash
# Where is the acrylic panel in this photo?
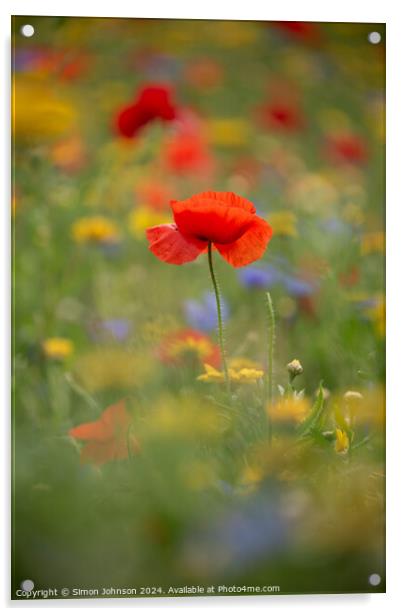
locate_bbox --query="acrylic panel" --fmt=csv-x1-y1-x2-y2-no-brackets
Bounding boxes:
12,16,385,600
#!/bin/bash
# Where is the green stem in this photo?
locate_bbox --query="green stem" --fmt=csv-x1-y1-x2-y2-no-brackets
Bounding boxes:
207,242,230,394
64,372,100,413
265,292,276,441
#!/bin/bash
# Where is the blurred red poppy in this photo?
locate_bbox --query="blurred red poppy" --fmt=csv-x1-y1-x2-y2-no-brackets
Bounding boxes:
297,296,317,320
23,47,91,81
325,134,368,164
135,179,173,211
158,329,220,368
69,399,139,465
339,265,361,287
257,100,304,132
58,52,91,81
164,133,214,175
146,191,272,267
273,21,322,45
115,84,177,138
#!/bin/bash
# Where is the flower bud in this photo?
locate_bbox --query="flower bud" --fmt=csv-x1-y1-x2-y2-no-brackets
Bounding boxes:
344,390,363,401
287,359,303,379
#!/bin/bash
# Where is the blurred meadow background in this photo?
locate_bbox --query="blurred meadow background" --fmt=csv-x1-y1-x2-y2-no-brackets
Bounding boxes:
12,16,385,597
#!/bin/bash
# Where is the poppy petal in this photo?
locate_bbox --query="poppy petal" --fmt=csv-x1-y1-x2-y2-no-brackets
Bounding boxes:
69,399,128,442
137,85,176,120
116,104,146,138
80,439,128,465
184,191,256,213
101,399,130,432
146,224,207,265
69,418,111,442
172,199,254,244
215,217,273,267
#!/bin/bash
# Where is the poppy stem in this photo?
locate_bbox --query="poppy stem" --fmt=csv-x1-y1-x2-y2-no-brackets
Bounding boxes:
264,292,275,442
207,242,230,394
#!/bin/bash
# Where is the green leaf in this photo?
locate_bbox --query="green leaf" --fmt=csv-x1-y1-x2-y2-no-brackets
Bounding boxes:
352,434,371,450
297,381,325,438
308,427,333,447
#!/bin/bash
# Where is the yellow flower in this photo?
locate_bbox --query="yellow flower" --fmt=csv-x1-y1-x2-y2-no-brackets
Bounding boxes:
269,397,310,423
197,364,226,383
365,296,385,337
356,387,385,426
342,203,365,226
42,337,74,360
73,348,152,392
269,211,298,237
335,428,350,454
330,387,384,428
213,21,258,47
240,464,265,491
142,394,222,441
128,206,170,240
206,118,250,147
13,76,76,141
72,216,119,244
232,368,264,383
197,363,264,384
288,173,338,214
228,357,263,371
361,231,385,255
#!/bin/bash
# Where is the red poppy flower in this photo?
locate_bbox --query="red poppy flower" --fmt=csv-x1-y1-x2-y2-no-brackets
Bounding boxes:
164,133,214,175
135,179,173,211
325,134,368,164
29,48,90,81
158,329,220,368
258,100,304,132
115,84,177,139
273,21,322,45
58,52,90,81
297,296,317,319
146,191,272,268
69,399,139,466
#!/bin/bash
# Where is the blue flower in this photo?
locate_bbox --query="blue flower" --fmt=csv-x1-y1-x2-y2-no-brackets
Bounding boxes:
238,260,317,298
101,319,131,341
320,218,352,235
238,265,282,289
182,489,289,573
142,53,182,81
14,49,40,72
283,275,315,297
184,292,229,332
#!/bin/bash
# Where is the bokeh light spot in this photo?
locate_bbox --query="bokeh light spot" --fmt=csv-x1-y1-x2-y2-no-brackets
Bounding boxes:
21,24,35,38
368,32,381,44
